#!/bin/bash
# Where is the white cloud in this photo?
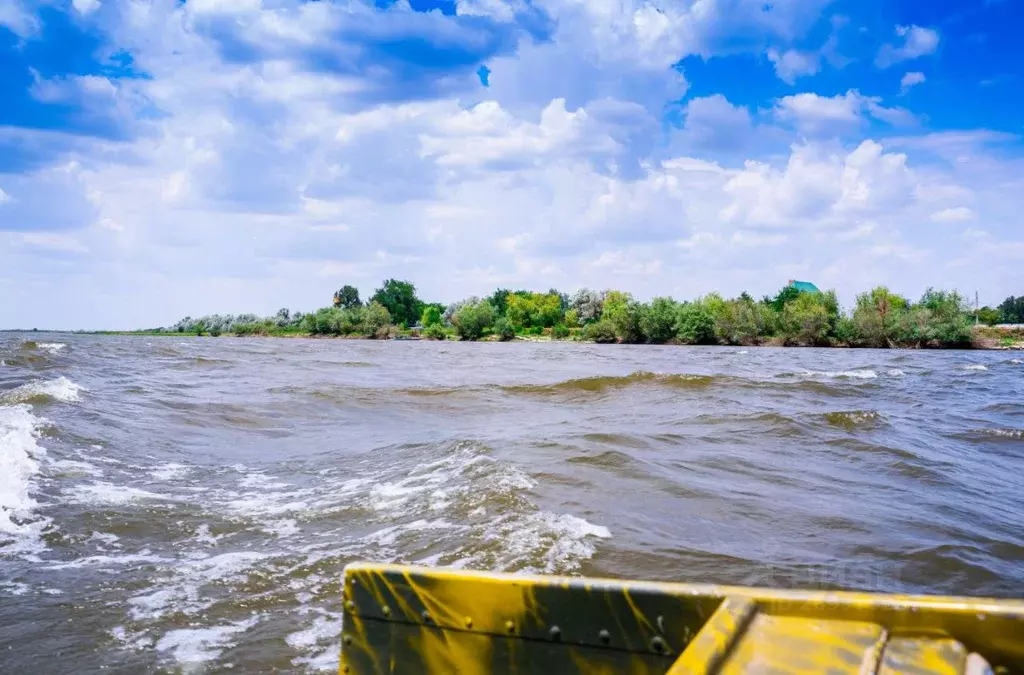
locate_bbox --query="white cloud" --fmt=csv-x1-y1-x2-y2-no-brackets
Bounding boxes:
900,71,926,93
71,0,102,16
767,48,820,84
0,0,1022,329
774,90,914,134
0,188,10,205
0,0,39,38
931,206,976,223
876,25,940,68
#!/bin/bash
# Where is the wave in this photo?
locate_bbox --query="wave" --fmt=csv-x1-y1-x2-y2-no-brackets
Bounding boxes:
797,369,878,379
502,371,715,396
964,365,988,371
1010,358,1023,365
822,410,884,430
0,404,52,556
0,377,84,405
20,341,66,354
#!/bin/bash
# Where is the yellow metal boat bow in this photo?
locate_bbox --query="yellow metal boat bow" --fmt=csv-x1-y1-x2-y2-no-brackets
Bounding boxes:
340,562,1024,674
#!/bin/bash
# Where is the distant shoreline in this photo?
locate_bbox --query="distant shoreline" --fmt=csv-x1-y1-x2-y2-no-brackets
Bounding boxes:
10,326,1023,350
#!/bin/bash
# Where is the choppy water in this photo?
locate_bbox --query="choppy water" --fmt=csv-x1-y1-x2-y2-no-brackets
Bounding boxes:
1,334,1023,672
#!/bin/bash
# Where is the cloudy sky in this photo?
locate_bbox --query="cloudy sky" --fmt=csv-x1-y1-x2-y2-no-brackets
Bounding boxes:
1,0,1021,329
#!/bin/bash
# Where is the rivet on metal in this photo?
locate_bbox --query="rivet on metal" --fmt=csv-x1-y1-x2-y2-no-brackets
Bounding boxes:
505,620,516,634
342,666,350,674
381,605,391,617
650,636,667,654
549,626,561,641
343,634,353,646
598,629,611,645
464,617,473,628
345,601,356,613
421,610,432,624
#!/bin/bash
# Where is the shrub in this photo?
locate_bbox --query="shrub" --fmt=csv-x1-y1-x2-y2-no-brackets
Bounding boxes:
453,300,495,340
675,303,716,344
423,323,448,340
639,297,678,343
494,318,516,341
422,305,443,328
361,302,392,338
781,293,832,346
582,319,617,343
715,299,773,345
552,323,570,339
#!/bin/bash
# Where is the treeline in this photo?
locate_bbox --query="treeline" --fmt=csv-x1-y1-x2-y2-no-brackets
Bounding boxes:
161,278,1013,348
290,280,980,348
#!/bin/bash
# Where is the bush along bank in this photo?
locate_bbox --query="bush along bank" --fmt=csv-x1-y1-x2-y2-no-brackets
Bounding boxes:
146,279,1009,349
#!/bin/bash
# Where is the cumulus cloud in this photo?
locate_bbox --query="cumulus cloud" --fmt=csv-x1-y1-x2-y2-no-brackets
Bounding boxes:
0,0,1021,329
774,90,915,135
900,71,926,93
876,25,940,68
767,47,821,84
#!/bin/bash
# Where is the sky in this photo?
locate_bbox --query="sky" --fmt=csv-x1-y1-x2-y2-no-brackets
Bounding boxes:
1,0,1022,329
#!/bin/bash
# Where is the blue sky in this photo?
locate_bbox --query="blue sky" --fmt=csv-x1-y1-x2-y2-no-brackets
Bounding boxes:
1,0,1022,329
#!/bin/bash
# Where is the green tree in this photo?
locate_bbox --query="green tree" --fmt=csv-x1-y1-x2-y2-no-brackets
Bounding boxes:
421,305,443,328
851,286,909,347
493,317,516,341
640,297,678,343
781,293,833,346
453,300,495,340
978,307,1001,326
487,289,511,316
769,284,802,312
552,323,570,339
582,319,617,343
333,285,361,309
361,301,392,338
506,292,563,329
675,303,716,344
371,279,422,327
997,295,1023,324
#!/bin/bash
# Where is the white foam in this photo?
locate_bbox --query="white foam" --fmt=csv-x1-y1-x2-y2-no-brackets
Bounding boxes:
36,343,66,353
287,614,342,672
0,404,51,555
155,616,259,668
2,581,31,596
803,369,877,379
128,551,271,621
263,519,300,538
981,429,1024,439
1010,358,1023,365
964,364,988,371
0,376,84,404
45,552,171,570
68,482,166,506
52,458,104,477
150,463,190,481
885,369,905,377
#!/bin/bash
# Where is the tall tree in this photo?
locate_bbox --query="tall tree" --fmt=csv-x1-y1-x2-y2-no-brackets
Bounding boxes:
333,285,361,309
371,279,423,327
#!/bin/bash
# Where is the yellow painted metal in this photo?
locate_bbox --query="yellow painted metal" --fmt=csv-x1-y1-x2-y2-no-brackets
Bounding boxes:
339,562,1024,675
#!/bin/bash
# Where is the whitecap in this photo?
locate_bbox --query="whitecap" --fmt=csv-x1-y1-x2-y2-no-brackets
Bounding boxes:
964,364,988,371
0,404,52,555
36,343,66,353
67,482,167,506
0,376,84,404
149,463,190,481
803,369,877,379
155,616,260,667
885,369,905,377
1010,358,1023,365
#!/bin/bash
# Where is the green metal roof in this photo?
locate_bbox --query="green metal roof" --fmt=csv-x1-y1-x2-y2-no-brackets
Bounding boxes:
788,280,820,293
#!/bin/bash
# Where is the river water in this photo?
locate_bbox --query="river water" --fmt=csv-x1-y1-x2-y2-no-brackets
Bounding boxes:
1,334,1022,672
